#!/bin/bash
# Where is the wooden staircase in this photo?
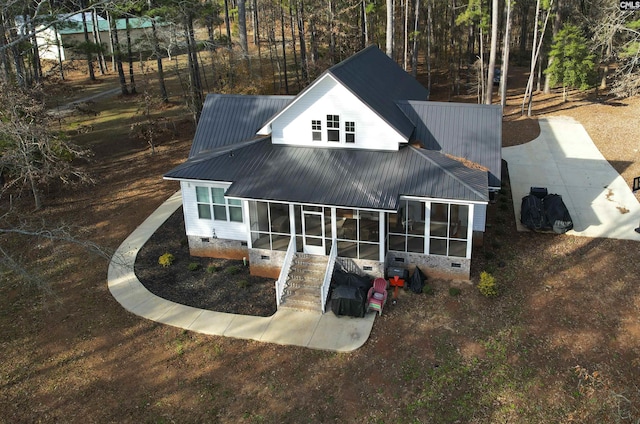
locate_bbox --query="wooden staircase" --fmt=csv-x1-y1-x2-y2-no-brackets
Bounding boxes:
279,253,328,312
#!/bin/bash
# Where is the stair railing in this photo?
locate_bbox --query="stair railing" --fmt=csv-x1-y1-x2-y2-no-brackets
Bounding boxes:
320,239,337,313
276,237,296,307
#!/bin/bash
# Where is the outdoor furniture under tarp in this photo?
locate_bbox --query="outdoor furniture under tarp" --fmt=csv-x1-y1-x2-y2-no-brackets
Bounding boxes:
521,187,573,234
330,269,372,317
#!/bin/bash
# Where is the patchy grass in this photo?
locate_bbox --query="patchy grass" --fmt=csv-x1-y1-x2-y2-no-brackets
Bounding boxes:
1,59,639,423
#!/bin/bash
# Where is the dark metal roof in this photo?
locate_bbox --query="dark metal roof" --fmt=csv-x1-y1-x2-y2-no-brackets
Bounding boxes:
328,46,430,140
165,139,489,210
189,94,293,157
397,100,502,188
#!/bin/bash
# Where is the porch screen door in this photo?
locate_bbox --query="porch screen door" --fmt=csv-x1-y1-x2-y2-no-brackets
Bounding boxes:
302,207,325,255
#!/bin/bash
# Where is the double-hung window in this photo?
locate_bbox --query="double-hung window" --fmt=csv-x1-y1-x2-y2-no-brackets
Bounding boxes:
327,115,340,142
196,186,243,222
311,120,322,141
345,121,355,143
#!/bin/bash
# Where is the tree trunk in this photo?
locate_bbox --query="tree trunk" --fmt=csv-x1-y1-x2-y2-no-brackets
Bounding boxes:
426,0,432,92
27,14,42,84
92,8,106,74
253,0,259,45
238,0,249,63
479,27,485,103
500,0,512,108
29,169,42,211
361,0,368,49
107,11,115,70
386,0,394,58
310,17,318,65
411,0,420,77
297,0,308,83
126,17,137,94
288,2,300,89
485,0,498,105
0,15,12,82
543,0,562,94
523,0,552,116
185,16,203,122
328,0,336,64
110,14,129,96
224,0,232,48
280,2,289,94
403,0,409,70
53,22,64,80
152,20,168,102
81,8,96,80
523,0,541,115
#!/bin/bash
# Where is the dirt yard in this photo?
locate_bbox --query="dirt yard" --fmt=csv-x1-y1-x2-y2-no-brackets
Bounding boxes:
0,64,639,423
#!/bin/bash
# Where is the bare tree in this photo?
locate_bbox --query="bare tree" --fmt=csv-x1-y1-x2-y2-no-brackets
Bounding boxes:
0,83,92,210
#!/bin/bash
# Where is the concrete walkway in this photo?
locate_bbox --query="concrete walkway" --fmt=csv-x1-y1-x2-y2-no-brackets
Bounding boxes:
503,116,640,241
107,191,376,352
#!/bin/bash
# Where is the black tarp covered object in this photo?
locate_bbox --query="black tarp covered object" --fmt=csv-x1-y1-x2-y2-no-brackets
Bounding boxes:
330,269,372,317
520,192,573,234
543,194,574,234
409,267,427,294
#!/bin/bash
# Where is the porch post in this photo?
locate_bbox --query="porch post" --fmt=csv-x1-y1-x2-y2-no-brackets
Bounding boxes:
466,204,474,258
243,200,253,249
289,204,296,251
379,211,385,262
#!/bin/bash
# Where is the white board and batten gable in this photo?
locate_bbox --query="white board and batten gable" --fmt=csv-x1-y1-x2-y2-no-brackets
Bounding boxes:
258,73,407,151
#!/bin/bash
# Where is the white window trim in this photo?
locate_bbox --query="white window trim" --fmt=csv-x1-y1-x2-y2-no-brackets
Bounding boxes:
195,185,243,223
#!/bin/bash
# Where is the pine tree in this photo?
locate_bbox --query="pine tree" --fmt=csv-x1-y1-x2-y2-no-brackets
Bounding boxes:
545,23,596,101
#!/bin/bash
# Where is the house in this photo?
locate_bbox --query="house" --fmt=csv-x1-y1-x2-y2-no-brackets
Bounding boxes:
164,46,502,312
34,13,155,62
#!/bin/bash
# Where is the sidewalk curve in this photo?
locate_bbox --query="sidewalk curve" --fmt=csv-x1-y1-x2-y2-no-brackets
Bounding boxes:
503,116,640,241
107,191,376,352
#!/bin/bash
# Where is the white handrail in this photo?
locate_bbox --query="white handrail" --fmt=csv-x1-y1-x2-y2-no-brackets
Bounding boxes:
275,237,296,307
320,239,337,313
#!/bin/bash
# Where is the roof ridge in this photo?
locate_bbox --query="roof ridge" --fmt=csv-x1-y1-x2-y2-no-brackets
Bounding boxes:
326,45,378,73
410,146,488,201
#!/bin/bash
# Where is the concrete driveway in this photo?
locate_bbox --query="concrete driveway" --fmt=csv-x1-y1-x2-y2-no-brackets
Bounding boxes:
502,116,640,241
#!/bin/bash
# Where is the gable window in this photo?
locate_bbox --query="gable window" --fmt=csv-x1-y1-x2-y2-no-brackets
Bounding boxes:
196,186,243,223
345,121,355,143
327,115,340,142
311,120,322,141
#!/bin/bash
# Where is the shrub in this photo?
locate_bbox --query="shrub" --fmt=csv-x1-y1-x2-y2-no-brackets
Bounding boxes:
187,262,200,271
478,271,499,297
158,252,175,267
237,279,249,289
226,265,241,275
206,265,219,274
423,285,434,295
449,287,461,296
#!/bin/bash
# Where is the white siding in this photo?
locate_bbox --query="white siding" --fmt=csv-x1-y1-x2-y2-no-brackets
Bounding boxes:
180,181,248,241
270,74,405,151
473,203,487,232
